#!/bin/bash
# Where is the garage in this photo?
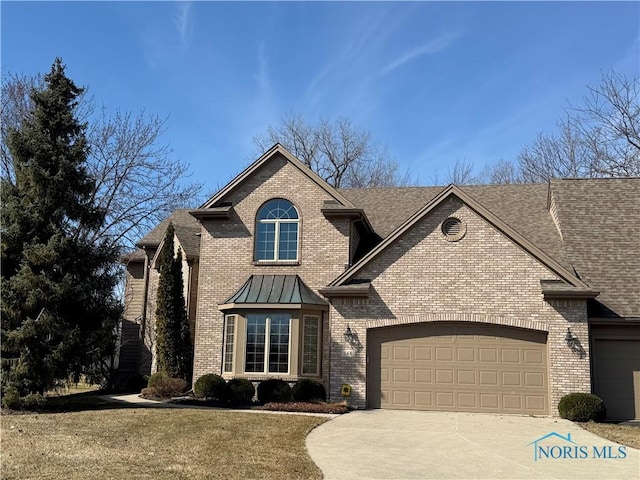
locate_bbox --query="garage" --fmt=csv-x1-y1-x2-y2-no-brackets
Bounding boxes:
367,322,549,415
591,324,640,420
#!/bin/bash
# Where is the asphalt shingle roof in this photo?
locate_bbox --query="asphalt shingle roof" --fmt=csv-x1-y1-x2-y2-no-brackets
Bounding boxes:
550,178,640,318
136,209,201,258
130,178,639,318
339,183,571,271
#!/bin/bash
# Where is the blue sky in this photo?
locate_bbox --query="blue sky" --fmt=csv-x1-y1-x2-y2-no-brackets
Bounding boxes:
2,1,639,192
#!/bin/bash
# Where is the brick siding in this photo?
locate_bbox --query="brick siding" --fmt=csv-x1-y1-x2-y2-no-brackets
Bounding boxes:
193,154,351,387
328,196,590,414
124,157,592,416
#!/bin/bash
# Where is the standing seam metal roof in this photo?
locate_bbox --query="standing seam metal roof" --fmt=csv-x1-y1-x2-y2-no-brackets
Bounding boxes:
223,275,328,306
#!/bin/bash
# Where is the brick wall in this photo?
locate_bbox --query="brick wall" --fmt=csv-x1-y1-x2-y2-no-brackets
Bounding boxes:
123,261,145,322
328,196,590,414
138,255,158,375
192,154,351,386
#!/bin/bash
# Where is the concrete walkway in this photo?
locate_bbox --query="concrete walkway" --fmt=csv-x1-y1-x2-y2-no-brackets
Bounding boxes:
306,410,640,479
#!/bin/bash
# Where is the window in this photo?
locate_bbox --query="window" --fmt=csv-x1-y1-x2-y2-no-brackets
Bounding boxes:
302,315,321,375
255,199,299,261
223,315,235,373
245,314,291,374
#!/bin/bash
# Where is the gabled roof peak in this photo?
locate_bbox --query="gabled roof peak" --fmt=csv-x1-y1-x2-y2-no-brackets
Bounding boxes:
199,144,355,210
330,184,590,290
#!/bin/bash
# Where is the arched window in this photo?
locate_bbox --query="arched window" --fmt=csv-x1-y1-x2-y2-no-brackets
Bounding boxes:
255,199,299,261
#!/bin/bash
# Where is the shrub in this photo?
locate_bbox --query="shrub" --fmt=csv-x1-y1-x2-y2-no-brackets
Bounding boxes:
1,386,22,410
0,389,46,411
143,376,188,399
140,387,158,399
558,393,606,422
225,378,255,405
257,379,292,404
21,393,46,410
147,371,168,389
194,374,226,399
292,379,326,403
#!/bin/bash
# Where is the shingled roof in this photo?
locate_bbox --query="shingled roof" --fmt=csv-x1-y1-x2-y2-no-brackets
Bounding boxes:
129,176,639,318
136,209,201,258
339,183,570,271
550,178,640,318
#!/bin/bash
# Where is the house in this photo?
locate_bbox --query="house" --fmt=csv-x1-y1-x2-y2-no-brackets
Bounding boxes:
119,144,640,420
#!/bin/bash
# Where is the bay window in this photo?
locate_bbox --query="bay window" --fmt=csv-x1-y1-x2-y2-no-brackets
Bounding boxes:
245,313,291,374
223,315,235,373
302,315,321,375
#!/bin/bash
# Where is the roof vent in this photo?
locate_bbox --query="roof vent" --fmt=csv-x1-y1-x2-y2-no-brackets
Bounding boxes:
441,217,466,242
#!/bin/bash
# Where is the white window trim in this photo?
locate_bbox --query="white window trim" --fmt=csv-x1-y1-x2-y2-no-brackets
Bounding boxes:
255,200,300,262
222,315,236,374
256,218,299,262
302,314,321,376
244,314,292,375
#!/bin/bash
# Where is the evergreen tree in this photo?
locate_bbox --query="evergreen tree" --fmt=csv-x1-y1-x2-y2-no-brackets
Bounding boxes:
1,59,122,398
155,223,192,380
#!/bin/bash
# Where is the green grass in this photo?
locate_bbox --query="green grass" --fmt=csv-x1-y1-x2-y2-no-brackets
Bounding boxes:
1,405,326,479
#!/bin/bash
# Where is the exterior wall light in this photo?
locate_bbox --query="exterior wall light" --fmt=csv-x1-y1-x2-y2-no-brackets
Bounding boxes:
344,324,362,351
565,328,585,358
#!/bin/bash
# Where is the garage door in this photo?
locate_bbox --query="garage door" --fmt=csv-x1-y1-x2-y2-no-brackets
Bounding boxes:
367,322,549,414
593,338,640,420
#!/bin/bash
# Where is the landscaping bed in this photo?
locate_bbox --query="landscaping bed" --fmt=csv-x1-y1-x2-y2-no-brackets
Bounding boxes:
165,395,349,414
578,421,640,450
144,374,350,414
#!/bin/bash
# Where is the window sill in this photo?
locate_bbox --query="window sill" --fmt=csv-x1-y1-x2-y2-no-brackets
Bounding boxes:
253,260,300,266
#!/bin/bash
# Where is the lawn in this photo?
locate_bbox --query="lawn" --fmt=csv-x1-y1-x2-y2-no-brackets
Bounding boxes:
1,407,326,480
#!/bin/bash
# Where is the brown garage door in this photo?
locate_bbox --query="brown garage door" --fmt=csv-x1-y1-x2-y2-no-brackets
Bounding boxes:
367,322,549,415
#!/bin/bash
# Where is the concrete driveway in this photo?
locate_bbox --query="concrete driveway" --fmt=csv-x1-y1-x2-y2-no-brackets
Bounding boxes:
306,410,640,479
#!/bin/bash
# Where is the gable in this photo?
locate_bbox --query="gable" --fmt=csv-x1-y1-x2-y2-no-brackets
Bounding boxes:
331,185,592,293
348,195,575,318
339,183,569,270
192,150,361,298
199,144,355,209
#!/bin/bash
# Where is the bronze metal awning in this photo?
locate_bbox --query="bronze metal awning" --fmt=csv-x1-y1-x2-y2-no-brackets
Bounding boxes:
219,275,329,311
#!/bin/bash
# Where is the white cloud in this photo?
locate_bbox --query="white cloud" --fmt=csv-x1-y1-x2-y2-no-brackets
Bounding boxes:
304,8,400,113
380,31,462,76
174,1,193,49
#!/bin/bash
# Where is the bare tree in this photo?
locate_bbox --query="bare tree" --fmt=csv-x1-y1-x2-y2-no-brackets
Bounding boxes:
1,73,44,184
478,158,522,184
445,158,476,185
1,72,202,252
519,71,640,182
574,70,640,177
254,113,410,188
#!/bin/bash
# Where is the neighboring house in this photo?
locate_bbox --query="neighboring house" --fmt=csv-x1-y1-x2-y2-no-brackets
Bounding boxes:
119,144,640,420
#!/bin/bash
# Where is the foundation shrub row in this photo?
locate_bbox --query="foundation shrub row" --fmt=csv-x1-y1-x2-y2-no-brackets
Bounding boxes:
144,374,338,412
